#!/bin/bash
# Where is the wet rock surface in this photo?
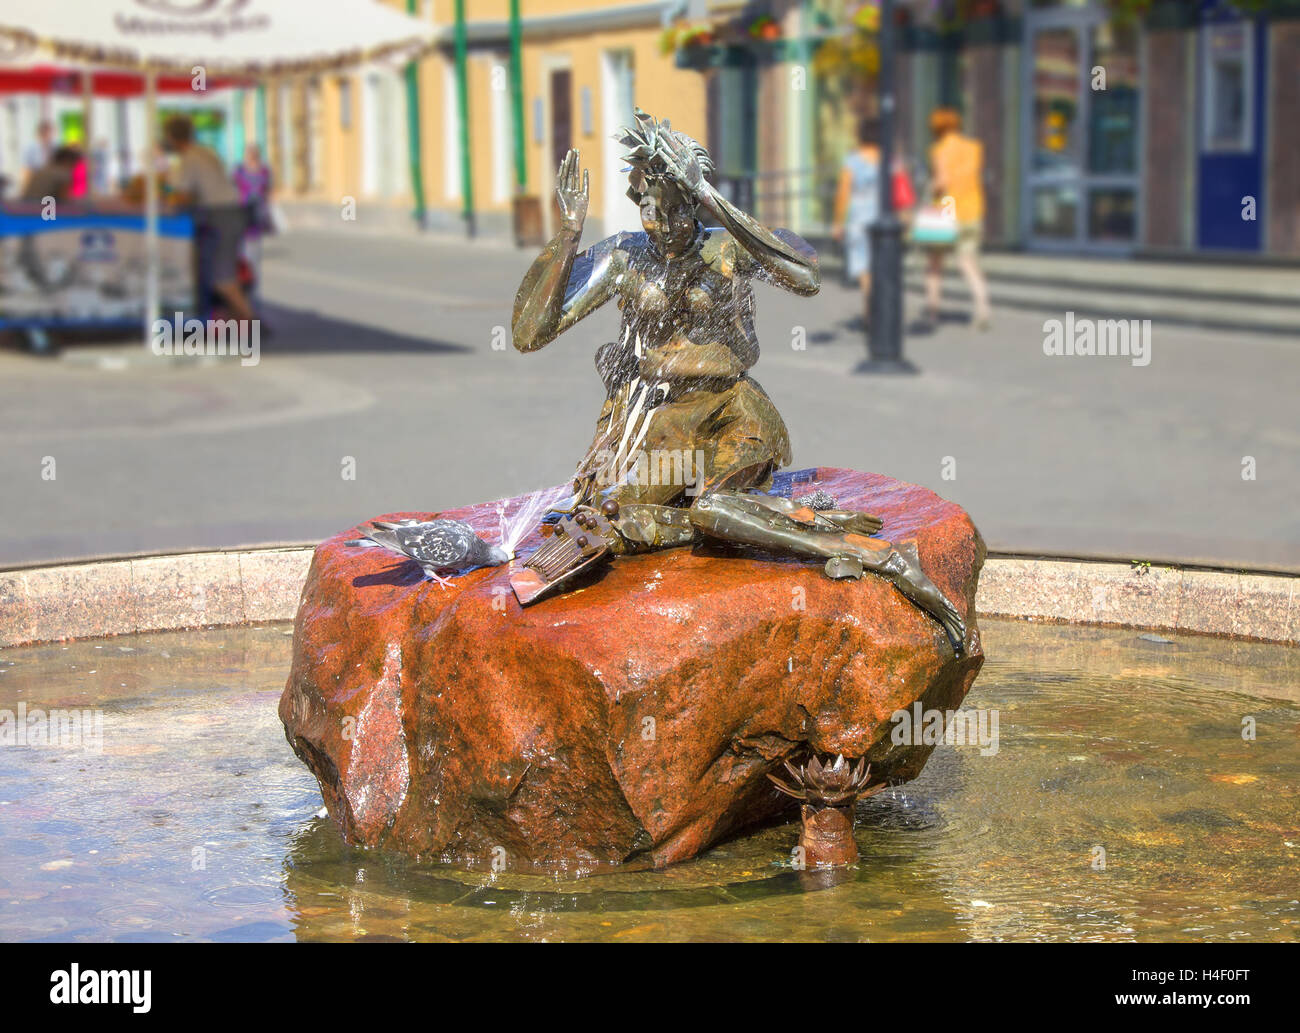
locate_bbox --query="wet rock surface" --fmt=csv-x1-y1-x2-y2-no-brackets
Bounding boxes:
279,468,986,869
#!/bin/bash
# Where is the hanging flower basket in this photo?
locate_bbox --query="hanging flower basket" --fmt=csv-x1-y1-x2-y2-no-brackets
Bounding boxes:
659,21,718,55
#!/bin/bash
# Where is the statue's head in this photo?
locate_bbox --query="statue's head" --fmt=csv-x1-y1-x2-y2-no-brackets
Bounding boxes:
617,108,713,255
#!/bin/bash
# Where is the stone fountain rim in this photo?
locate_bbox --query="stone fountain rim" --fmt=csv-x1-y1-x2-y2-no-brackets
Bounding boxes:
0,544,1296,649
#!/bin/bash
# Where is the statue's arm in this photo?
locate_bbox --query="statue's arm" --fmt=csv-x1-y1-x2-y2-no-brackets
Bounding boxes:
511,228,624,352
703,188,820,296
512,147,627,352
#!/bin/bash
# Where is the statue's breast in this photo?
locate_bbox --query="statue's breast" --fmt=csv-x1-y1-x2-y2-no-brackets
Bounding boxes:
616,242,740,343
635,280,670,319
686,284,711,318
613,251,666,317
686,270,737,320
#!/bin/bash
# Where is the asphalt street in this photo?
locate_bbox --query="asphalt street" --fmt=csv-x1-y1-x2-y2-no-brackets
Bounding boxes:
1,226,1297,572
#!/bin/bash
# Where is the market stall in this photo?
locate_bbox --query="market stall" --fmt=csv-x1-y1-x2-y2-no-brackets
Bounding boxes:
0,207,193,352
0,0,438,348
0,62,239,349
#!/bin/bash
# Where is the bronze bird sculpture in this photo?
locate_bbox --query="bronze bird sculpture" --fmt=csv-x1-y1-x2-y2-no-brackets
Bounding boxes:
347,518,510,587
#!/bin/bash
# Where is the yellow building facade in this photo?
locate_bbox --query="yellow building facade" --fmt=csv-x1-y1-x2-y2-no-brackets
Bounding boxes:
255,1,708,239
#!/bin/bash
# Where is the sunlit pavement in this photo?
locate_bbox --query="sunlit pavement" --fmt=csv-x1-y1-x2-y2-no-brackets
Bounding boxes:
1,226,1297,571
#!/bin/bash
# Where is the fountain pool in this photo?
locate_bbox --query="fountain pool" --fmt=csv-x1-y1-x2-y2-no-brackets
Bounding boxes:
0,619,1296,942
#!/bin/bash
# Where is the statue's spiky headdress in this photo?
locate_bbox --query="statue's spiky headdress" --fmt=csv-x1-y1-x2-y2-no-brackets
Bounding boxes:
616,107,714,203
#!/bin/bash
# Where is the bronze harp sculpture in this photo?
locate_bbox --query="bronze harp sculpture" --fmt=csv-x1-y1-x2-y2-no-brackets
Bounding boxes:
510,109,966,656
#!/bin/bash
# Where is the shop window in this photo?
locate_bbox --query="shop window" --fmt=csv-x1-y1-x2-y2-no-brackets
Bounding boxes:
1032,184,1079,239
1031,27,1081,174
1087,187,1136,243
1202,22,1253,153
1088,21,1139,175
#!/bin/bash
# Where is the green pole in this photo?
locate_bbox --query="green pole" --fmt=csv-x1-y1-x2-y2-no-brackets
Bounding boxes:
454,0,475,236
509,0,526,191
405,0,427,226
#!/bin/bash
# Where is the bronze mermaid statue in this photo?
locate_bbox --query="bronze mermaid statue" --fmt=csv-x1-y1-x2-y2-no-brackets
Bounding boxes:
510,109,966,655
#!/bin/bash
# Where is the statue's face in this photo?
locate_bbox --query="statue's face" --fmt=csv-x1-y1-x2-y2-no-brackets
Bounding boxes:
639,180,697,255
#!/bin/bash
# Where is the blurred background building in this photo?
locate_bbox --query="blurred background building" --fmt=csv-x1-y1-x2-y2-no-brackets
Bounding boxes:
885,0,1300,257
4,0,1295,257
1,0,1295,572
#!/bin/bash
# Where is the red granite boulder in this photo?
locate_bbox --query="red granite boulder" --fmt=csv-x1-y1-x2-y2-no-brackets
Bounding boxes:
279,468,985,869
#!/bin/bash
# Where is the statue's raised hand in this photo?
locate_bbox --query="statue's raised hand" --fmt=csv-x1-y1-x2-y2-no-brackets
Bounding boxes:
556,148,589,233
663,134,715,214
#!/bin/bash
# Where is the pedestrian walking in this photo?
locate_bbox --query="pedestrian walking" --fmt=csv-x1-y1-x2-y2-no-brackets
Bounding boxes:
922,107,991,330
832,116,882,330
163,114,255,323
233,143,274,314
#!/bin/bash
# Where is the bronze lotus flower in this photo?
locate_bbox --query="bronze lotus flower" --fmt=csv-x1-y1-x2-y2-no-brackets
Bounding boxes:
767,753,886,808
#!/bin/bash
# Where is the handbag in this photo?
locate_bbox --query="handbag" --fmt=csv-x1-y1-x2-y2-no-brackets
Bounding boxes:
892,167,916,210
910,204,959,246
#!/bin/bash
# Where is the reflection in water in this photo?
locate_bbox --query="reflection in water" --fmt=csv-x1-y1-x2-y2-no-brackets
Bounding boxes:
0,621,1296,942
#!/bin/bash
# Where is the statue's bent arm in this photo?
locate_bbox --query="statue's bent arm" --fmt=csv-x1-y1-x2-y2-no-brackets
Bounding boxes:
705,189,821,297
512,231,627,353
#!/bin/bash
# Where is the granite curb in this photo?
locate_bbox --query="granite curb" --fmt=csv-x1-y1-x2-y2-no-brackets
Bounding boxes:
1,549,1296,649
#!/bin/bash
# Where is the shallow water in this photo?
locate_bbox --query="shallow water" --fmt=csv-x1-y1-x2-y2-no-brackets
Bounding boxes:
0,619,1296,942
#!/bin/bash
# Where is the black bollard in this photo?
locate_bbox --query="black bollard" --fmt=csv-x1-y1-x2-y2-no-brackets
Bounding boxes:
856,0,918,375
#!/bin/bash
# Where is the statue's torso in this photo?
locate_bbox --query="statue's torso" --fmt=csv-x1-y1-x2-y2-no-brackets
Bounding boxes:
605,229,759,382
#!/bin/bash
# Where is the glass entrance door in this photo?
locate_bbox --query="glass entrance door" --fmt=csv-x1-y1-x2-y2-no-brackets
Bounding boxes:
1022,7,1141,251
